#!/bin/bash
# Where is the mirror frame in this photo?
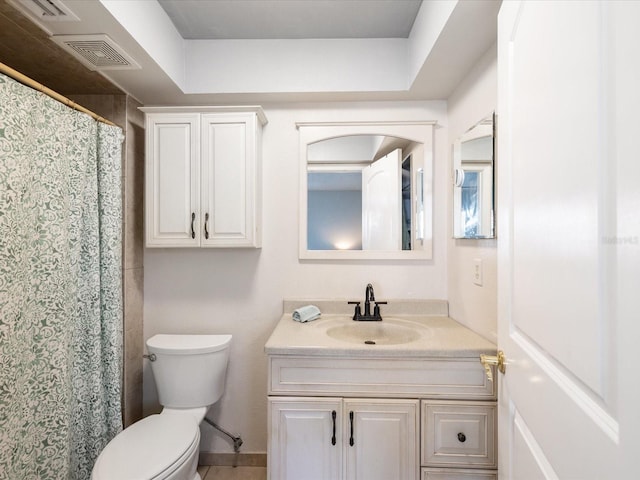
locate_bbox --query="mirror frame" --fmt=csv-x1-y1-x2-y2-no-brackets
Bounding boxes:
452,113,496,239
297,121,436,260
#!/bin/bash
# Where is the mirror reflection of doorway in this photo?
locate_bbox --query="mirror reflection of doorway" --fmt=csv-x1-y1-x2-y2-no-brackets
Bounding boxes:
402,155,412,250
307,148,413,252
361,149,402,251
460,170,480,237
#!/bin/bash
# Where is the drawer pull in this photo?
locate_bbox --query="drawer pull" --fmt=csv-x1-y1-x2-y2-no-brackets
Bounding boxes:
190,212,196,239
457,432,466,443
204,212,210,239
331,410,336,446
349,411,354,446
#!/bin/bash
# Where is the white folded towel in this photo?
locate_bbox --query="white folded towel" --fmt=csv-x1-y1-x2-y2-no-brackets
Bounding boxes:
292,305,321,323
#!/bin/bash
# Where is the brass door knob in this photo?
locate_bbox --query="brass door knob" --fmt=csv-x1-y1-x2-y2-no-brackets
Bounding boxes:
480,350,506,382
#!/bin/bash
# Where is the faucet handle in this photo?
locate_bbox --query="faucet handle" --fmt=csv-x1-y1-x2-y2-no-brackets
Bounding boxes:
348,301,362,320
373,301,387,319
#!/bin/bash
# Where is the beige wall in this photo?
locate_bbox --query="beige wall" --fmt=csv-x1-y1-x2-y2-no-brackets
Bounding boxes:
446,44,498,343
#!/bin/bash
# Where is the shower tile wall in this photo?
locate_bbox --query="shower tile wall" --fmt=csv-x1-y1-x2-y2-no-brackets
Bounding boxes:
123,96,145,426
68,94,145,428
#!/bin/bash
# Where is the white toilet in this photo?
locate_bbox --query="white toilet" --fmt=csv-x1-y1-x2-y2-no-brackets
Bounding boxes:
92,334,232,480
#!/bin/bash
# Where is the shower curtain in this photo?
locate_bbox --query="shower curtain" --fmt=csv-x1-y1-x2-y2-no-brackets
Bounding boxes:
0,73,123,479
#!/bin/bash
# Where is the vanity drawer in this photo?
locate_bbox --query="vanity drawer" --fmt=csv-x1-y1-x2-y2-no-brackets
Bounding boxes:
421,468,497,480
421,401,496,469
269,356,496,399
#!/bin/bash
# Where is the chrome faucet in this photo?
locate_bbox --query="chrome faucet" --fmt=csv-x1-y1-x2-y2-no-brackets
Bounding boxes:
348,283,387,321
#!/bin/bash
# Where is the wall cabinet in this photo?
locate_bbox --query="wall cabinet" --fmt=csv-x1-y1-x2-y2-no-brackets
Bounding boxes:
142,106,266,248
269,397,418,480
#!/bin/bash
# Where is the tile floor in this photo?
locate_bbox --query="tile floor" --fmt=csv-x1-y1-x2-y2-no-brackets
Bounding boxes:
197,465,267,480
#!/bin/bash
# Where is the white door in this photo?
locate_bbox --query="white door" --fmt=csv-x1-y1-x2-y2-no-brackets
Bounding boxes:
344,399,418,480
497,1,640,478
362,149,402,250
268,397,342,480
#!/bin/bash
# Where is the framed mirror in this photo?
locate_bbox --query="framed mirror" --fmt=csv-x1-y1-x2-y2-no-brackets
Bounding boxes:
297,121,435,260
452,114,495,239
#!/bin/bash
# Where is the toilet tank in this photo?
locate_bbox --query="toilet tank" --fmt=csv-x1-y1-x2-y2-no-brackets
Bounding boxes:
146,334,232,408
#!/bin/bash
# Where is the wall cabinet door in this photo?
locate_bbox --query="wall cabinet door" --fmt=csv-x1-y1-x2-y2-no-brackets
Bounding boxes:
145,113,200,247
268,397,343,480
201,113,260,247
344,399,419,480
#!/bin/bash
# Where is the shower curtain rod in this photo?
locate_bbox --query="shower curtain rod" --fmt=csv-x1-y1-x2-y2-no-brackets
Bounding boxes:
0,61,117,127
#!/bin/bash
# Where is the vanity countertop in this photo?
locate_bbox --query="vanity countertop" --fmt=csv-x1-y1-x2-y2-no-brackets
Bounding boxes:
264,300,496,358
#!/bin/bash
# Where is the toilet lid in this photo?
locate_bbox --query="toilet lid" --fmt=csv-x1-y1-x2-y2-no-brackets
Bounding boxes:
93,414,199,480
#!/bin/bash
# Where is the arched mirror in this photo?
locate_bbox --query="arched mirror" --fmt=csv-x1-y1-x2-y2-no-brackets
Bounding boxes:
297,121,435,260
452,114,495,239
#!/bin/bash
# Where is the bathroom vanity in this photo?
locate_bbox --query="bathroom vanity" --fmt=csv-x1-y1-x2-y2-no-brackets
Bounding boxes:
265,300,498,480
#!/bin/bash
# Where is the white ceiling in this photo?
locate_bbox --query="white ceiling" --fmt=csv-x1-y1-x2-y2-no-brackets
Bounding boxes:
158,0,423,39
15,0,501,104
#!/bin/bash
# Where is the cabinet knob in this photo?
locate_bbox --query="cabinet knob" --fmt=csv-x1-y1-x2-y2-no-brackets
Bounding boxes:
457,432,466,443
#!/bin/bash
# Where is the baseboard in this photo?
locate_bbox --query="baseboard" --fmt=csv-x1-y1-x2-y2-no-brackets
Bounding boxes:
198,452,267,467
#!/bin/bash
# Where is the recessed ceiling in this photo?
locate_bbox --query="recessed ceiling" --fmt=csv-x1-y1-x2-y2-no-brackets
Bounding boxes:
0,0,501,104
158,0,423,39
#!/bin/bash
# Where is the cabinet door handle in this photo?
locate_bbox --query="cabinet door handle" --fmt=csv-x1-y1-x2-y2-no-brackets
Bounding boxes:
349,411,354,446
204,212,210,240
190,212,196,239
331,410,336,446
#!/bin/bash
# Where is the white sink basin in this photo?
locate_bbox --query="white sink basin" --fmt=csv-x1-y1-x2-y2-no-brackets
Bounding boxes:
325,320,422,346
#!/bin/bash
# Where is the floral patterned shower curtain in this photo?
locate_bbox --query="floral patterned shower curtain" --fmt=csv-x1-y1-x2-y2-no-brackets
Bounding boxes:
0,72,123,479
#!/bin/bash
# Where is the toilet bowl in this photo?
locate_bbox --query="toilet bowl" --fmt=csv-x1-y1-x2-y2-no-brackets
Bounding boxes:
92,334,232,480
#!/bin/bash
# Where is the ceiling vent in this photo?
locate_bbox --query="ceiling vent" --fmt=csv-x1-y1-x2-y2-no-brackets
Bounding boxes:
51,34,141,71
8,0,79,22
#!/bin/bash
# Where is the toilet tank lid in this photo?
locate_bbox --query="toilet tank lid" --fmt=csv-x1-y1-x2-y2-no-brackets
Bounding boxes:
147,334,232,355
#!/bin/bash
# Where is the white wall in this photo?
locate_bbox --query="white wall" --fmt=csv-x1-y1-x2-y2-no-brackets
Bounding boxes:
446,44,498,342
143,101,448,454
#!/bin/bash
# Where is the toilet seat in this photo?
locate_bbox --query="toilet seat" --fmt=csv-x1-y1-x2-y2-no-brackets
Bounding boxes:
92,414,199,480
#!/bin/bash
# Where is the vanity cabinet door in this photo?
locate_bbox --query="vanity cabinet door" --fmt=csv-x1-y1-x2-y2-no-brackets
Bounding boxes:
344,399,419,480
145,113,200,247
268,397,343,480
